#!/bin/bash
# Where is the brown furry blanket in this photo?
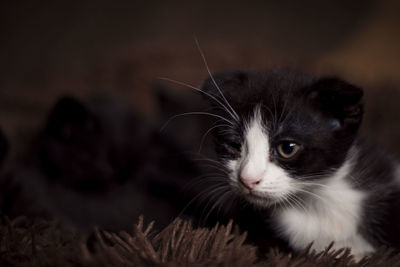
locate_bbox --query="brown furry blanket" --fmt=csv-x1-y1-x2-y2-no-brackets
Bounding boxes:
1,216,400,267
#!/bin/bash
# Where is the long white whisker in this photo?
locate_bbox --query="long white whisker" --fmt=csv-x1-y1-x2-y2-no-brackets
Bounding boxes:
157,77,239,122
287,192,309,216
160,111,233,132
292,181,331,189
194,38,240,121
294,187,327,203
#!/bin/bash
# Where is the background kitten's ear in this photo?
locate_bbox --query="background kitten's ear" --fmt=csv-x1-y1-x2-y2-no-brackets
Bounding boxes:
200,71,249,104
308,77,363,130
46,96,100,140
0,127,9,164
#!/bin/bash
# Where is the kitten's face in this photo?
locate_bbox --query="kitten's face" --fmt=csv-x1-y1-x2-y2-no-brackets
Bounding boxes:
38,97,114,191
201,70,363,207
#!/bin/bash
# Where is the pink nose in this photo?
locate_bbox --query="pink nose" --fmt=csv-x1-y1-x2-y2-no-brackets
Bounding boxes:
240,176,262,190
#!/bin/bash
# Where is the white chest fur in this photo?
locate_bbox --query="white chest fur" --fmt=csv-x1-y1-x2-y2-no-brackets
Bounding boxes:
275,163,375,259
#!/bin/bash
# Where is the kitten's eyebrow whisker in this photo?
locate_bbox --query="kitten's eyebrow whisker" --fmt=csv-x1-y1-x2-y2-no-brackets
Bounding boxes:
160,111,233,132
270,92,279,131
277,91,289,124
194,38,240,122
198,123,230,153
157,77,239,122
260,103,276,131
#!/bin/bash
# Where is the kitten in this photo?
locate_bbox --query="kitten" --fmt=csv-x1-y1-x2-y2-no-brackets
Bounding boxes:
0,95,201,232
199,69,400,259
0,127,8,166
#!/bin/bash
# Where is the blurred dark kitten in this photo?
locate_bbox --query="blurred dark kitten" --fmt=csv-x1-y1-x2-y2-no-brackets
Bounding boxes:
0,127,8,166
0,95,201,232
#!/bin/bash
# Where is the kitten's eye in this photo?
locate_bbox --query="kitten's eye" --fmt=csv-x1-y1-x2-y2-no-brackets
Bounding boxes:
276,141,300,159
228,140,241,151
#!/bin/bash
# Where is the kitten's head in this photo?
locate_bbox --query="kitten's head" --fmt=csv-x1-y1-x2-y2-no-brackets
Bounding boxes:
38,96,114,191
201,69,363,207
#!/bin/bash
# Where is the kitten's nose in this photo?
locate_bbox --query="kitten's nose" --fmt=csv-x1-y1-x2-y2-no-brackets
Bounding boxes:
240,175,262,190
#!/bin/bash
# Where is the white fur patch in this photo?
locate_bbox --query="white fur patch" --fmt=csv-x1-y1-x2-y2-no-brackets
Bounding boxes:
227,106,292,206
276,161,374,259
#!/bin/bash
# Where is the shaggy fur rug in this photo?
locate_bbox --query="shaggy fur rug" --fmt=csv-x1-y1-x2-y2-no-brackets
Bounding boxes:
1,216,400,267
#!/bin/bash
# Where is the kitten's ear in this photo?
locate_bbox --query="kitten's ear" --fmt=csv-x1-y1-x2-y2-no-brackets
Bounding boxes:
46,96,99,140
200,71,248,104
0,127,8,164
308,77,363,130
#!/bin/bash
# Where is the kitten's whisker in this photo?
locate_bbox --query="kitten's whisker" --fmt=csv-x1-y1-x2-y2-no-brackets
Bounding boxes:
269,92,279,131
293,187,327,203
287,192,309,216
181,175,227,192
216,191,233,217
277,91,289,124
158,77,239,122
198,187,230,224
160,111,234,132
283,194,298,212
198,123,230,153
199,164,230,175
292,181,331,189
260,103,276,131
190,157,228,168
258,188,290,193
177,184,229,219
202,190,231,224
194,38,240,122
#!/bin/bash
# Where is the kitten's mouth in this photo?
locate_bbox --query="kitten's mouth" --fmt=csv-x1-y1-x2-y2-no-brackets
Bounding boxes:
249,191,269,199
230,182,284,206
244,191,281,207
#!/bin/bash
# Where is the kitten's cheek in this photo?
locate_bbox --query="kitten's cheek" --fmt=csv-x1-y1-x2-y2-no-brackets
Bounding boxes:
225,160,241,186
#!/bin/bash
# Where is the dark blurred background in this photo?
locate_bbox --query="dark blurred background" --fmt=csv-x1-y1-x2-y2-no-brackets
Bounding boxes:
0,0,399,157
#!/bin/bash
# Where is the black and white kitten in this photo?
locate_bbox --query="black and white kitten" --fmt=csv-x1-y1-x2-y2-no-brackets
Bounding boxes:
200,69,400,259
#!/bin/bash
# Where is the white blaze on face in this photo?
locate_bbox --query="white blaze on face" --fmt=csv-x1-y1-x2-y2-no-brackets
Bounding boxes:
227,106,292,205
240,109,269,187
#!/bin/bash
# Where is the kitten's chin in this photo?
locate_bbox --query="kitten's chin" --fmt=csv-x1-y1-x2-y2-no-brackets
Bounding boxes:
244,192,282,208
229,182,288,208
